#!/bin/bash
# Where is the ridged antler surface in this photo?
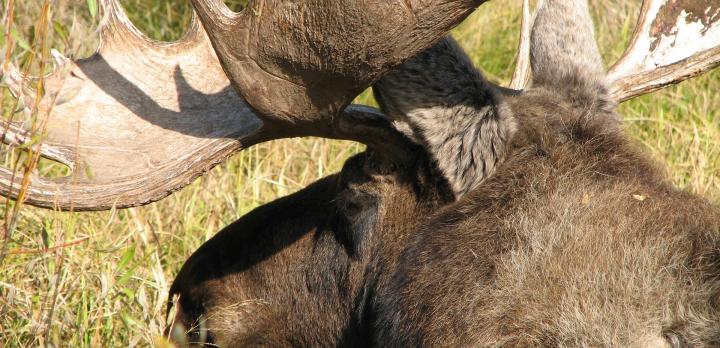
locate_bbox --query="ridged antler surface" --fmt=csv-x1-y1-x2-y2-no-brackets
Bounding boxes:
0,0,484,210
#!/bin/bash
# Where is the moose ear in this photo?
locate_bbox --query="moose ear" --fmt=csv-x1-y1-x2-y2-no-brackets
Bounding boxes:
373,37,515,198
530,0,613,110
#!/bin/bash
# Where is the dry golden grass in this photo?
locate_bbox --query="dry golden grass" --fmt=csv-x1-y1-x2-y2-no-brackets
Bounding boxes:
0,0,718,346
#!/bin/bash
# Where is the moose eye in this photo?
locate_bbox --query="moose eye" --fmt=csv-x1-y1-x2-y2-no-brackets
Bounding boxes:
335,189,379,248
345,200,362,216
336,189,377,229
338,190,373,219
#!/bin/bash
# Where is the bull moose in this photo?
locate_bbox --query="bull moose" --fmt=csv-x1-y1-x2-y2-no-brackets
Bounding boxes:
165,0,720,346
1,0,719,346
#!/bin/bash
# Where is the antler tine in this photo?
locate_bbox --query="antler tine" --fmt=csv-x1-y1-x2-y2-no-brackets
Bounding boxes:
0,62,30,103
509,0,535,90
0,122,76,168
182,11,210,45
608,0,720,102
96,0,153,49
97,0,209,52
0,54,77,168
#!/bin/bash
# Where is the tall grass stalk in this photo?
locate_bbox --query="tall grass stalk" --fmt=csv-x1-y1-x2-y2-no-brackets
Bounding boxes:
1,0,56,270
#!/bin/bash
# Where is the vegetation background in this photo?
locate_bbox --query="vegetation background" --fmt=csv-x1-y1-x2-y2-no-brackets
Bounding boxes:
0,0,717,346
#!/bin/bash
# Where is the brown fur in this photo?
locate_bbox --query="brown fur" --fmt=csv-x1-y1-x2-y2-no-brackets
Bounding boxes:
373,89,720,347
168,0,720,345
169,85,720,346
167,143,455,346
370,1,720,342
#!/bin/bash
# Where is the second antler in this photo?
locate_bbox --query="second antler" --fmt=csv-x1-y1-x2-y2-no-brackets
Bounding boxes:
608,0,720,101
510,0,719,99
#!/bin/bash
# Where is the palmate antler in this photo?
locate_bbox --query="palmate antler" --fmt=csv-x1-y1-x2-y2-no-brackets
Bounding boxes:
1,0,719,211
0,0,483,211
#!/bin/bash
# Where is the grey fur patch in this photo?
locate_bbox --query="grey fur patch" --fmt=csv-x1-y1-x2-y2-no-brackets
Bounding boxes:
374,37,516,198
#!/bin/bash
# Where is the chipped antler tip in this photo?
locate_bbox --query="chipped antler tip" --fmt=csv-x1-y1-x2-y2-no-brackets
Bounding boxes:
608,0,720,101
505,0,720,99
97,0,140,40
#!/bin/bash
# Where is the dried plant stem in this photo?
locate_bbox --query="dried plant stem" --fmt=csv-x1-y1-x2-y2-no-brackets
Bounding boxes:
1,0,14,67
0,0,18,268
8,236,89,254
0,0,58,268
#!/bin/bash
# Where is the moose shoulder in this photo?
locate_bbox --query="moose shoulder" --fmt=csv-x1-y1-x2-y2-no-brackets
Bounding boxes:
169,70,720,345
372,1,720,345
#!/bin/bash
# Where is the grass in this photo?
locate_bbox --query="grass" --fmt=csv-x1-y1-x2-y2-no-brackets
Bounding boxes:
1,0,718,346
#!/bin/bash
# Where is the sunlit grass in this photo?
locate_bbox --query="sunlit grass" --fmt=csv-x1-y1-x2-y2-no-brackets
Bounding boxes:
0,0,718,346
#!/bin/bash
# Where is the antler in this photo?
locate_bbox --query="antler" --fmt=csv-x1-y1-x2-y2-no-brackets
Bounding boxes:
189,0,484,131
508,0,719,99
608,0,720,101
509,0,534,90
0,2,259,211
0,0,484,211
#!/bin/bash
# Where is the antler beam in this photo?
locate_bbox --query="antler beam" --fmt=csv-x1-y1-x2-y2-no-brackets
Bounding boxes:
2,0,718,211
189,0,485,130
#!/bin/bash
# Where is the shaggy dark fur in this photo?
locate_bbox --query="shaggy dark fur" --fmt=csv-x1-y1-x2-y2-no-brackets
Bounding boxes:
167,143,455,346
373,90,720,347
168,0,720,346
